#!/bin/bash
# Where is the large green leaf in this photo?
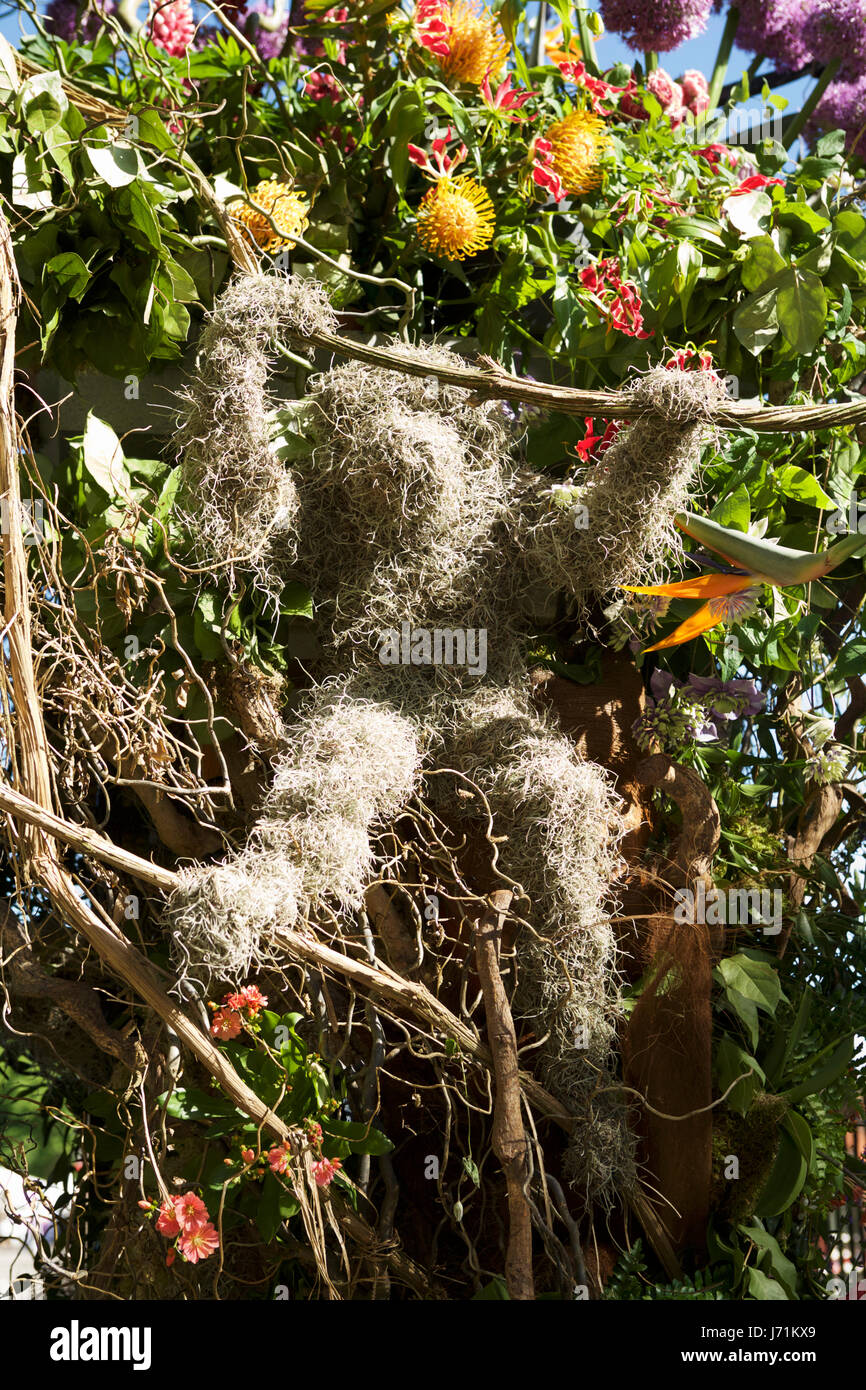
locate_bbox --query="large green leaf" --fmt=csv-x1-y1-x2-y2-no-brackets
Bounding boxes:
775,267,827,354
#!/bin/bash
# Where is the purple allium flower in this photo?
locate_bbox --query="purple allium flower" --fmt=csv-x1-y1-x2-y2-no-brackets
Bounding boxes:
806,72,866,151
683,673,765,720
600,0,712,53
45,0,116,44
243,1,291,61
735,0,815,71
802,0,866,79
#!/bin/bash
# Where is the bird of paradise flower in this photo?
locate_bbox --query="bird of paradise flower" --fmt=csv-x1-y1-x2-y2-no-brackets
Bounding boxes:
624,511,866,652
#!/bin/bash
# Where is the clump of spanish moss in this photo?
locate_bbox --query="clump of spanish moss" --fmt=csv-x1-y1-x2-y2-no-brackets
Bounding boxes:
447,684,634,1199
175,273,337,599
169,273,729,1202
165,683,421,980
521,367,727,613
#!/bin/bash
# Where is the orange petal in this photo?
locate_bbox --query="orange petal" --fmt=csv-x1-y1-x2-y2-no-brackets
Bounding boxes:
624,574,753,600
643,601,725,652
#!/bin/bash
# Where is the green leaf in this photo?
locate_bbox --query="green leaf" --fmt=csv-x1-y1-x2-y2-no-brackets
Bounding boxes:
741,235,786,293
711,483,751,532
20,70,67,133
773,463,834,509
834,638,866,679
739,1221,797,1298
783,1033,854,1103
86,140,142,188
733,288,779,355
717,954,783,1017
45,251,91,302
321,1118,394,1156
747,1268,789,1301
716,1037,763,1116
82,413,135,501
775,267,826,354
754,1113,810,1217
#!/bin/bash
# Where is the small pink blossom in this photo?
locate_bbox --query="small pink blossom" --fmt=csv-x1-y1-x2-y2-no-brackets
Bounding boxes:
178,1222,220,1263
175,1191,210,1233
241,1148,256,1164
268,1142,292,1174
312,1156,342,1187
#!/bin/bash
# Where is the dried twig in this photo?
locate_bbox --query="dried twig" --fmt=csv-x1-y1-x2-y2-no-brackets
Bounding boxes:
475,889,535,1300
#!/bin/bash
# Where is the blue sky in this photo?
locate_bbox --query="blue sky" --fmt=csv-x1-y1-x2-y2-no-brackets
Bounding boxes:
0,2,817,121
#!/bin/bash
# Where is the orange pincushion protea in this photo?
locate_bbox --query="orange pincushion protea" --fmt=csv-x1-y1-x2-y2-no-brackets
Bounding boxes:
546,109,608,195
230,179,309,252
416,174,495,260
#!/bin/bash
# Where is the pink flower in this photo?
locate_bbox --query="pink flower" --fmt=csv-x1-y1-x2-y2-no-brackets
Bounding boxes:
149,0,194,58
311,1157,342,1187
304,71,342,101
175,1191,210,1233
241,1148,255,1164
211,1007,242,1040
178,1222,220,1263
481,72,535,120
727,173,785,196
681,68,710,116
268,1142,292,1174
620,67,685,125
156,1200,181,1238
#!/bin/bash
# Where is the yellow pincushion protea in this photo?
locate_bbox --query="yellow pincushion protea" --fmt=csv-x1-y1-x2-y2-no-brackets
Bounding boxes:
416,174,495,260
419,0,510,86
546,109,608,196
230,179,309,252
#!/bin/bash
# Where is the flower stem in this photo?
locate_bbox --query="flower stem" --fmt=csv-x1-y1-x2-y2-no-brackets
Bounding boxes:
644,51,658,74
575,3,600,78
531,0,547,69
784,57,841,150
707,5,740,113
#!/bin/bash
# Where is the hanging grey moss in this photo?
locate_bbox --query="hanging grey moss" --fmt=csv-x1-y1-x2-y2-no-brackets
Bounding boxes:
166,273,723,1203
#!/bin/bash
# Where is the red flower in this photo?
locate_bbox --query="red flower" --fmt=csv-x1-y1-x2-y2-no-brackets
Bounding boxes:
665,346,716,375
241,1147,256,1164
530,136,565,202
727,173,785,196
559,60,632,114
694,143,735,170
408,130,468,179
580,258,652,339
575,417,619,461
481,72,535,120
